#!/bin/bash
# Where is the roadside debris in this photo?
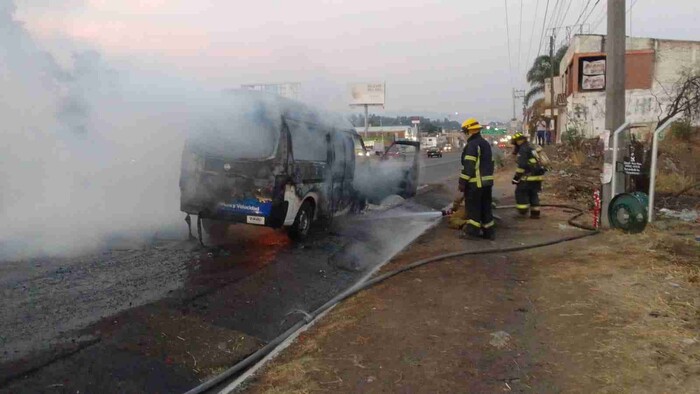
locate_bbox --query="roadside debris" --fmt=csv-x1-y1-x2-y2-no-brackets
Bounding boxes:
489,331,511,349
659,208,699,223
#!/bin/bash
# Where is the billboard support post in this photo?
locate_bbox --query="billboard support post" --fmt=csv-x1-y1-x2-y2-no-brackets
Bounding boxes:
364,104,369,139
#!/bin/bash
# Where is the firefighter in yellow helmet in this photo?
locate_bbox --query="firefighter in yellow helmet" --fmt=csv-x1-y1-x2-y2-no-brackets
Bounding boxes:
459,118,495,240
511,132,545,218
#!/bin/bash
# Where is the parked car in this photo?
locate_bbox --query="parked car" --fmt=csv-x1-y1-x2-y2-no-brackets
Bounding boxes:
426,147,442,158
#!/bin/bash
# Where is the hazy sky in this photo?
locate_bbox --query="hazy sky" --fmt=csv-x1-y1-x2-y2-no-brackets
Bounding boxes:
13,0,700,121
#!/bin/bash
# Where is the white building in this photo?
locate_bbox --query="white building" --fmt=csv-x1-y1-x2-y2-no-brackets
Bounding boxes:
555,34,700,139
354,126,416,142
240,83,301,100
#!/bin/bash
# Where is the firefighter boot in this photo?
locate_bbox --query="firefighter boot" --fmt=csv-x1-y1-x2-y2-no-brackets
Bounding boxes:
530,208,541,219
461,225,482,240
481,227,495,240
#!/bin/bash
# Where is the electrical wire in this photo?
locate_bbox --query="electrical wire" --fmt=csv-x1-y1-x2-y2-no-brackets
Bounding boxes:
184,204,600,394
505,0,515,89
536,0,552,57
541,0,564,55
571,0,594,30
525,0,542,74
547,0,564,35
552,0,575,48
627,0,639,35
583,0,604,31
590,4,608,33
517,0,524,75
554,0,575,34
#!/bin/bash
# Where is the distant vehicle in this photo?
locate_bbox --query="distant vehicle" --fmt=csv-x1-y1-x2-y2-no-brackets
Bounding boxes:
420,136,438,150
382,147,405,160
372,140,385,155
426,147,442,158
442,144,453,152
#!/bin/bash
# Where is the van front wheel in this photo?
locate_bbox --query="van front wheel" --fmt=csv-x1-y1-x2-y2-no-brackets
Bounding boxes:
288,201,314,241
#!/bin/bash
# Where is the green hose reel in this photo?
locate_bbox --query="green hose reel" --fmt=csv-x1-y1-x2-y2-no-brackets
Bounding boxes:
608,192,649,233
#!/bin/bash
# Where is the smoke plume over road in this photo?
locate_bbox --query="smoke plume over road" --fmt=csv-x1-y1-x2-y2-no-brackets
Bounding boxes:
0,2,217,259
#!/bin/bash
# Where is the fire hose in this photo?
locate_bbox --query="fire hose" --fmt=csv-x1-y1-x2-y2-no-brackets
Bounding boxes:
184,203,599,394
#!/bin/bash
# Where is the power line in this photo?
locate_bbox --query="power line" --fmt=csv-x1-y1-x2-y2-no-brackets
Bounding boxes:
628,0,639,35
550,0,575,48
525,0,542,73
571,0,593,28
548,0,565,33
542,0,564,54
554,0,575,32
536,0,552,57
504,0,514,88
582,0,604,28
589,1,608,32
517,0,524,75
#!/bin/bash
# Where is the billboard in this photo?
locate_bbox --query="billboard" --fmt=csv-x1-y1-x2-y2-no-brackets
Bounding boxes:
349,83,386,106
240,83,301,100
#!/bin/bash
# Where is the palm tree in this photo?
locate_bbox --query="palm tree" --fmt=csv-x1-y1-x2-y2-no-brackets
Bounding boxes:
524,46,569,106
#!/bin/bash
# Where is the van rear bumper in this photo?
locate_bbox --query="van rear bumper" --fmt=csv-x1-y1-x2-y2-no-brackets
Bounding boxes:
182,201,289,228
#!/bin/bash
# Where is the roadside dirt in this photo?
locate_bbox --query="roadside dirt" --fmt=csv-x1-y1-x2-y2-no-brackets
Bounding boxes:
245,175,700,393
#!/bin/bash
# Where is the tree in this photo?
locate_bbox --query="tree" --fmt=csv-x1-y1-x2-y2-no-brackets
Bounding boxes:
524,45,569,106
657,69,700,126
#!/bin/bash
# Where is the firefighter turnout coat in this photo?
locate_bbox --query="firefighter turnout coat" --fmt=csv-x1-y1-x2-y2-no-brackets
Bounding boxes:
513,141,544,189
513,141,545,215
459,133,495,189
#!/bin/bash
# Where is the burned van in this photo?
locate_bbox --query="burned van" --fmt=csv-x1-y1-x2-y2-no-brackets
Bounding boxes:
180,93,360,240
179,92,420,241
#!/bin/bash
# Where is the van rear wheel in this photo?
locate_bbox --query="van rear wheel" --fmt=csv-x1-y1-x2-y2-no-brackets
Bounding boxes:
288,201,314,241
202,218,228,240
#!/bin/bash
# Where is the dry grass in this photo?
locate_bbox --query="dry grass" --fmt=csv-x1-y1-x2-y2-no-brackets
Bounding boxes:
570,149,587,166
656,171,698,195
539,224,700,392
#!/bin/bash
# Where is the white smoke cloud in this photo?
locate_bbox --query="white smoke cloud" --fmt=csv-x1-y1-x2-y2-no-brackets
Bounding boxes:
0,2,222,258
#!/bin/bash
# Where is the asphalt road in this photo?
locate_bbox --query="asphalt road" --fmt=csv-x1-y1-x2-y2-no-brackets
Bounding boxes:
0,180,456,392
418,150,462,185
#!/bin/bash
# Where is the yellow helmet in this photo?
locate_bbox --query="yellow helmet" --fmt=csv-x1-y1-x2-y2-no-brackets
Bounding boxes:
461,118,483,132
511,132,526,144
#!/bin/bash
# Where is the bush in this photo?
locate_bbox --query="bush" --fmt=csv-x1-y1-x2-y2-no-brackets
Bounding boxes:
563,124,585,150
656,171,696,195
671,119,695,141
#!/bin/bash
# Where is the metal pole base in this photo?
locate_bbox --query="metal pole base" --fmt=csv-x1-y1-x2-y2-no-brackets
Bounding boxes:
196,214,204,247
185,214,195,241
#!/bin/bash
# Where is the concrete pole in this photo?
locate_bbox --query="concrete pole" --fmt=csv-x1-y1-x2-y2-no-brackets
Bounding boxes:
549,35,556,143
601,0,626,227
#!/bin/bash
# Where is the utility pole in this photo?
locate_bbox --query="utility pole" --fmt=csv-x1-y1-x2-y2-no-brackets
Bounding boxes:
601,0,626,227
549,34,556,143
512,88,525,130
511,89,525,120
